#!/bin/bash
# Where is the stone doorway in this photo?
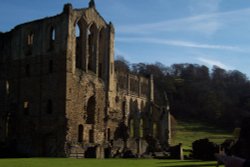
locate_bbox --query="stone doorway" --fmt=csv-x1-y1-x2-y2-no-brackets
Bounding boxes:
84,147,96,158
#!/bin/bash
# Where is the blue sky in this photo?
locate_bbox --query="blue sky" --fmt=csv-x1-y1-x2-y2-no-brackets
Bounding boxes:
1,0,250,77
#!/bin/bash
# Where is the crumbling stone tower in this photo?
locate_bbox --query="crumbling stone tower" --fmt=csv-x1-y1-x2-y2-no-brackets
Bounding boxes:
0,1,171,158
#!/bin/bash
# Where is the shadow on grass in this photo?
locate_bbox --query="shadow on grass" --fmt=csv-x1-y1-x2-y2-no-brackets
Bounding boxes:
157,161,207,164
158,163,216,167
157,160,216,167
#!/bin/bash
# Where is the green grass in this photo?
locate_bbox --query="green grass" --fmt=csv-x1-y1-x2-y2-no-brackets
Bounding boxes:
0,158,219,167
172,120,233,157
172,121,233,147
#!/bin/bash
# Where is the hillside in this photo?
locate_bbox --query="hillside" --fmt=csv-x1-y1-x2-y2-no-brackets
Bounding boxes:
172,120,233,148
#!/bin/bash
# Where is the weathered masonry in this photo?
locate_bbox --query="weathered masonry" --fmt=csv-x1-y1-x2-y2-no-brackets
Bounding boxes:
0,0,171,157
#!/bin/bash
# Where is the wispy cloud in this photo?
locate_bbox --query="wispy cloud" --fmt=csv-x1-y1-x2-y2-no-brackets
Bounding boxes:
117,14,220,35
115,48,129,57
116,37,242,51
116,7,250,36
197,57,232,70
188,0,221,15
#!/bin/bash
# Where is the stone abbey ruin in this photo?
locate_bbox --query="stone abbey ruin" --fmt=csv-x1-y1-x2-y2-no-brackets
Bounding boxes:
0,0,171,158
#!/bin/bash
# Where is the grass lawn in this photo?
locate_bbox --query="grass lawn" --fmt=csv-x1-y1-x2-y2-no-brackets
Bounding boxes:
172,121,233,147
0,158,219,167
172,120,233,156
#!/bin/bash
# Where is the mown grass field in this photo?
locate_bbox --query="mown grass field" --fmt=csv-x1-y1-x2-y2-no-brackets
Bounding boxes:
0,158,218,167
172,121,233,146
172,120,233,155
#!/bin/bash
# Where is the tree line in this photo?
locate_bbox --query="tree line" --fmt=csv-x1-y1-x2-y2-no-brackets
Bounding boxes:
115,56,250,129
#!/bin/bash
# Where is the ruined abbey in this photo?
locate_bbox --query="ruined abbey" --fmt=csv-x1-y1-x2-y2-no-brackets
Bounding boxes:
0,0,171,158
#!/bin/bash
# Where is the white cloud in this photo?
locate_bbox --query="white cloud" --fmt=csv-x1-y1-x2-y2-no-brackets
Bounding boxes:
115,48,134,60
197,57,231,70
188,0,221,15
116,37,242,51
116,7,250,36
115,48,129,57
117,14,220,35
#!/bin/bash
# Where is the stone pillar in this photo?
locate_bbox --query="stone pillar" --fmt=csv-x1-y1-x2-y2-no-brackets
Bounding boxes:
149,75,154,101
96,145,104,159
127,74,130,95
63,3,73,14
86,28,90,73
104,23,115,125
138,77,141,97
167,110,171,145
107,22,115,92
137,138,142,157
95,31,99,76
179,143,184,160
81,25,87,72
170,143,184,160
89,0,96,8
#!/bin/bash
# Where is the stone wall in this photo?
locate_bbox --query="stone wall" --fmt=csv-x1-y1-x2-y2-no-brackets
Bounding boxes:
116,72,150,98
64,4,112,157
0,7,69,156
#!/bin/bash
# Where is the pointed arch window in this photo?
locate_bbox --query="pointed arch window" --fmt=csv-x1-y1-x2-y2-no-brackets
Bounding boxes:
75,22,82,69
86,96,95,124
27,33,34,46
23,101,30,115
49,27,55,50
140,119,144,138
89,129,94,143
50,27,56,41
87,24,97,72
98,28,105,78
129,119,134,138
25,64,30,77
46,99,53,114
153,123,157,138
49,60,53,73
78,124,84,142
6,80,9,95
27,32,34,55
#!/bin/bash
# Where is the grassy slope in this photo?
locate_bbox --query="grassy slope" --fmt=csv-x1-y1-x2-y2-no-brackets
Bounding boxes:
172,120,233,149
0,158,218,167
